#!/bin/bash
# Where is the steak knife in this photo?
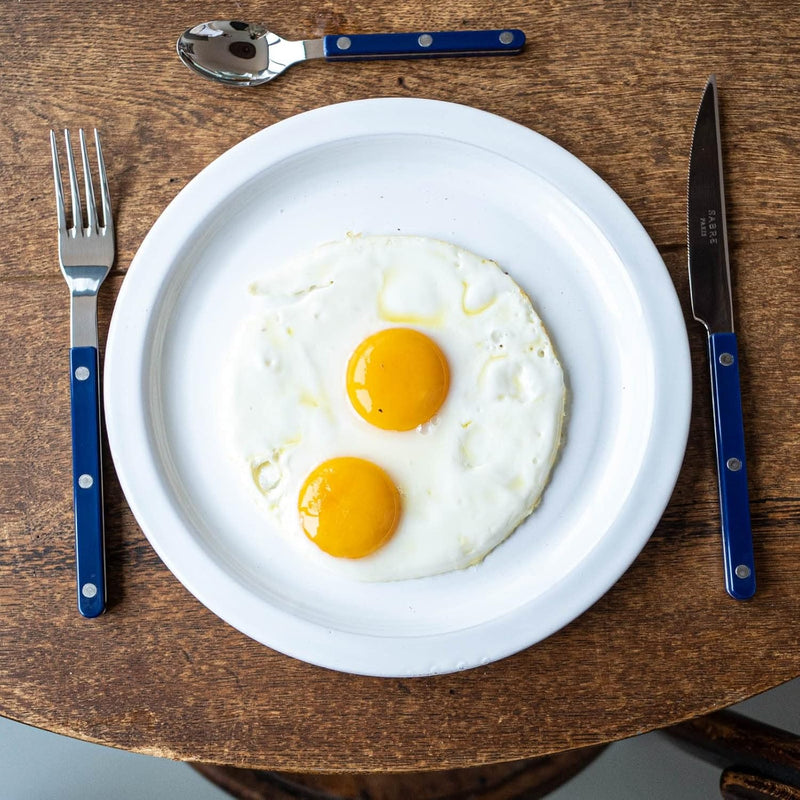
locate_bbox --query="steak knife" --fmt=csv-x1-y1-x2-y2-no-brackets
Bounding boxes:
687,75,756,600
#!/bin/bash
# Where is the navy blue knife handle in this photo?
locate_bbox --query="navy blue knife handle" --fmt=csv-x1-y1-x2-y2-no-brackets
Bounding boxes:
708,332,756,600
70,346,106,617
323,29,525,60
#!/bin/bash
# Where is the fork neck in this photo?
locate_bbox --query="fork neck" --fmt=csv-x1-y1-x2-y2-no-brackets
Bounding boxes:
71,294,98,348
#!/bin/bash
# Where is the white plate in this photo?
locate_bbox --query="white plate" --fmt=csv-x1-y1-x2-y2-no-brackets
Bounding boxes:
104,99,691,677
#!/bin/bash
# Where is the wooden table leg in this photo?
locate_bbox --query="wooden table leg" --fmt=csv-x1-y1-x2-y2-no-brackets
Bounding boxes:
662,710,800,786
662,709,800,798
720,768,800,800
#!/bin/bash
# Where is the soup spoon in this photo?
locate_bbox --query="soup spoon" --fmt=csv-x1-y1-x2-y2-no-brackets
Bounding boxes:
177,21,526,86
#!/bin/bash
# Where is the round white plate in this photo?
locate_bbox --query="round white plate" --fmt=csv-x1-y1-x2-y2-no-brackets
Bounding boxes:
104,99,691,677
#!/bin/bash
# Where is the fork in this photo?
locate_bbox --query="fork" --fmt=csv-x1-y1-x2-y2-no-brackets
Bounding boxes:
50,129,114,618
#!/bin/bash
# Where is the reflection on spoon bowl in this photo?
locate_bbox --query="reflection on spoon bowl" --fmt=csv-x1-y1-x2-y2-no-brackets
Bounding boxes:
177,21,311,86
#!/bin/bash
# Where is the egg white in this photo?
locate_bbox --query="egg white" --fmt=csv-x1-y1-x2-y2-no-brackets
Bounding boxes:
222,235,566,581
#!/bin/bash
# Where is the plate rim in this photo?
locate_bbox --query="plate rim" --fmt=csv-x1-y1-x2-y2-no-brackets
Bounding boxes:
104,98,692,677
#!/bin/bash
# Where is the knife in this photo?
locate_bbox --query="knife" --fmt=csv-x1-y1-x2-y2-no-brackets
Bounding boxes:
687,75,756,600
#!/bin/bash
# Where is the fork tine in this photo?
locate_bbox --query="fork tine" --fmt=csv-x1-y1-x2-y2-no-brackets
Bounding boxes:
79,129,98,234
94,130,112,233
49,130,67,234
64,129,82,233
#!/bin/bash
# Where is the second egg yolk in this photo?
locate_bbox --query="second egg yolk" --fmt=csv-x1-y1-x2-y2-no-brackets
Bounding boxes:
346,328,450,431
298,457,401,559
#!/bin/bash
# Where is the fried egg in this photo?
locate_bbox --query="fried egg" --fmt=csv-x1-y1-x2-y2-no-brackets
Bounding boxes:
223,235,566,581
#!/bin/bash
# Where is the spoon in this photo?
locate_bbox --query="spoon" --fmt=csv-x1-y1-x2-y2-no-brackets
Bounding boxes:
177,21,526,86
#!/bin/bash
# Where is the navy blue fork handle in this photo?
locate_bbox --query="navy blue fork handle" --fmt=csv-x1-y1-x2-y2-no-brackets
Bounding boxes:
708,332,756,600
323,29,525,60
70,346,106,617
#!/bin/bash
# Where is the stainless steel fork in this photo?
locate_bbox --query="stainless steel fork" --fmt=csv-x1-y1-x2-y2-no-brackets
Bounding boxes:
50,129,115,618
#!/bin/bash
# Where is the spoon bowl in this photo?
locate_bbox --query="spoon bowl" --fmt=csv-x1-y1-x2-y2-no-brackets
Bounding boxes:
177,21,312,86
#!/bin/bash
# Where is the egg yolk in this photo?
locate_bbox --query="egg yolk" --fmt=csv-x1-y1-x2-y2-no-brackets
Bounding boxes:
346,328,450,431
298,457,401,558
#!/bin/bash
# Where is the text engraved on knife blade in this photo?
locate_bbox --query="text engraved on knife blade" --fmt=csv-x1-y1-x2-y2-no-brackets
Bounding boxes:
704,208,719,245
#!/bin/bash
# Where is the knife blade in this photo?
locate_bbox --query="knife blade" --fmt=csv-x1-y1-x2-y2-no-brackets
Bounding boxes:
687,75,756,600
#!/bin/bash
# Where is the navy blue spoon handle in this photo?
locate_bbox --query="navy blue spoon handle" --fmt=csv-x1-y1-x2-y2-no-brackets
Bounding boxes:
708,332,755,600
70,346,106,617
323,29,525,60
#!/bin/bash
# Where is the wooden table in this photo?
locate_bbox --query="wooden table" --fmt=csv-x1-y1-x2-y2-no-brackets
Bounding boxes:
1,0,798,776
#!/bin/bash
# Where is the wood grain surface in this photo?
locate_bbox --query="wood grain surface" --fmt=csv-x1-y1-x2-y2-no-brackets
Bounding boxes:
1,0,799,772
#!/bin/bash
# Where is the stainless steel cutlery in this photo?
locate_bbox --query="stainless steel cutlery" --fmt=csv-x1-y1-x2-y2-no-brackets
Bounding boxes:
177,21,525,86
50,128,114,617
687,76,756,599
